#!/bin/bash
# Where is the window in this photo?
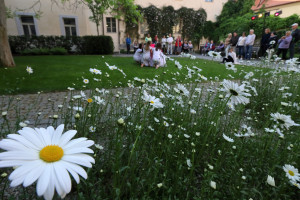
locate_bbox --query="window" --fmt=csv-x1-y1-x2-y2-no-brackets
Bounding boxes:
63,18,77,36
20,16,36,36
205,0,213,2
106,17,116,33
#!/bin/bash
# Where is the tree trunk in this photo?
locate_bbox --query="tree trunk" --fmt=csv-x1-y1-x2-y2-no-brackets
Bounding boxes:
96,22,99,36
0,0,15,67
102,14,105,36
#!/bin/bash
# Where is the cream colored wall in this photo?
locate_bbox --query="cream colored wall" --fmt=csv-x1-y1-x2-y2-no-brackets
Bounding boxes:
135,0,228,22
264,2,300,18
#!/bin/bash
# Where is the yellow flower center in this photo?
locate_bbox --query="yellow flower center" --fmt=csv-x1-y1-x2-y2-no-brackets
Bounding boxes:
150,101,155,104
87,98,93,103
288,170,295,176
39,145,64,163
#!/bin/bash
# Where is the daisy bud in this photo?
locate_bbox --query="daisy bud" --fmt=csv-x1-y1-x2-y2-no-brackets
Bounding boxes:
267,175,275,187
53,115,58,119
1,173,7,177
210,181,216,189
167,134,172,139
157,183,163,188
232,146,236,149
242,176,246,180
117,118,124,125
218,95,224,99
75,113,80,119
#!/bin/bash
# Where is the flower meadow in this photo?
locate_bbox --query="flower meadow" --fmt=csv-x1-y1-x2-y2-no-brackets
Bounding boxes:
0,55,300,199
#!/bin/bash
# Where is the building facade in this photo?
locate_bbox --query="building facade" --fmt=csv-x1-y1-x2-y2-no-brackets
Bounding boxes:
5,0,228,51
251,0,300,18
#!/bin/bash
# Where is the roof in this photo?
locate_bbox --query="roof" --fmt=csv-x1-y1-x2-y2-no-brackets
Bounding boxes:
251,0,300,11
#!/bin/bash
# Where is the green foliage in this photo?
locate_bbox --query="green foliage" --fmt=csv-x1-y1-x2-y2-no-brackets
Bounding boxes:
9,35,114,55
81,36,114,54
141,5,207,40
20,47,68,55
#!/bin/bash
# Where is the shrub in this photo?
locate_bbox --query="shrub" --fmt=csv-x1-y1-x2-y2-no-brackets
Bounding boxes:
20,48,50,55
9,35,114,55
49,47,68,55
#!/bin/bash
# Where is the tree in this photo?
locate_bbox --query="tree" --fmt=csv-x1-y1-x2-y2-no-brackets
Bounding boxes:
0,0,15,67
83,0,113,36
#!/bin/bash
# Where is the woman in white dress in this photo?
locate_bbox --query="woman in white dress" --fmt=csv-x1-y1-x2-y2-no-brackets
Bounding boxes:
141,41,152,67
133,43,143,64
153,43,165,69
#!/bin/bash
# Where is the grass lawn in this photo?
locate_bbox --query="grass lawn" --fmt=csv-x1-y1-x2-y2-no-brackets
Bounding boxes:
0,55,272,94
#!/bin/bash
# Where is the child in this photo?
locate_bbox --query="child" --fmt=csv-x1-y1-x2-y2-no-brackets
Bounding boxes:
221,47,239,64
133,43,143,64
141,41,152,67
188,41,193,53
153,43,163,69
133,41,139,53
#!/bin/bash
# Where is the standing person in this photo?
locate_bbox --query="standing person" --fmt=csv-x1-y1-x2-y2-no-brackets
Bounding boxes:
188,41,193,53
224,33,232,58
260,28,271,57
244,29,256,60
277,31,292,60
175,36,182,55
237,32,246,59
161,35,167,54
154,35,158,44
133,43,143,64
141,41,152,67
290,23,300,59
133,41,139,53
266,31,278,61
126,35,131,54
167,34,174,55
145,34,152,43
230,32,239,52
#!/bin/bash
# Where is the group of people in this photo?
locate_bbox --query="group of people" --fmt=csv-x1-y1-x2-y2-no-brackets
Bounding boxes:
261,23,300,60
127,33,195,69
204,22,300,64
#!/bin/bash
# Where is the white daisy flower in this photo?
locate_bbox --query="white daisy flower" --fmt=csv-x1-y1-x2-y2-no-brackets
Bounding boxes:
83,79,89,84
0,125,95,200
26,66,33,74
223,133,234,142
176,84,189,96
271,113,299,130
142,90,164,109
283,164,300,182
186,159,192,168
225,62,237,71
73,107,83,112
221,80,251,106
89,126,96,133
208,51,221,59
94,96,105,105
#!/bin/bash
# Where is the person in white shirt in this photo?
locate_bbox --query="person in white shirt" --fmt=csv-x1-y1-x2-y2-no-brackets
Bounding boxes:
161,35,167,54
153,43,164,69
244,29,256,60
141,41,152,67
133,43,143,64
167,34,174,55
237,32,246,59
221,47,239,64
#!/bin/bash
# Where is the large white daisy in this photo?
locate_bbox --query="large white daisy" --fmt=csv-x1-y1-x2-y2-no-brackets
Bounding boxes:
283,164,300,183
270,113,299,130
176,84,190,96
142,90,164,109
221,80,251,106
0,124,95,200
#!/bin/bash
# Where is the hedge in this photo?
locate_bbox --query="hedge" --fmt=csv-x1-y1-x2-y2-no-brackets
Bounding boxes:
9,35,114,55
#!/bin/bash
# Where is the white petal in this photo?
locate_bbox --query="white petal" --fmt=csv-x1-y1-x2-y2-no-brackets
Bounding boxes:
7,134,40,150
43,171,55,200
46,126,55,140
63,138,87,150
0,150,38,160
64,147,94,155
23,161,46,187
61,160,87,180
0,139,28,151
58,130,77,147
10,175,26,187
18,128,43,149
52,124,64,145
36,164,52,196
0,160,26,168
53,162,72,194
62,154,95,168
9,160,41,180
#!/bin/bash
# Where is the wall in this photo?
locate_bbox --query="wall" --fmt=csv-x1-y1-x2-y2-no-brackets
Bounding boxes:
263,2,300,18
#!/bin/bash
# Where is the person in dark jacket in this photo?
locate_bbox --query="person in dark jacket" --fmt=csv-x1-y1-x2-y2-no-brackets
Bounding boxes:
266,32,278,61
260,28,271,57
290,23,300,59
230,32,239,52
